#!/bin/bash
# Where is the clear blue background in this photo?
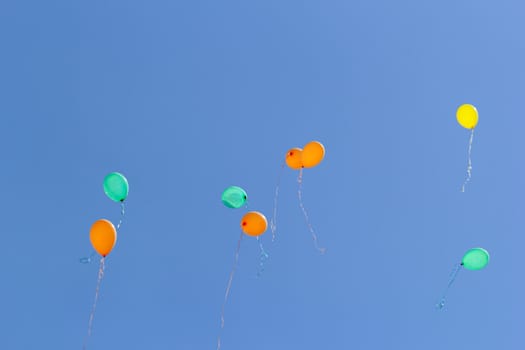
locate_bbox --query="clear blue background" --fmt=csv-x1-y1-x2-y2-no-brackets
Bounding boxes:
1,0,524,349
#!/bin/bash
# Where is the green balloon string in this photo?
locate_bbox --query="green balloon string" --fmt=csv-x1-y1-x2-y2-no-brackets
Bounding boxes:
116,201,126,231
436,263,462,310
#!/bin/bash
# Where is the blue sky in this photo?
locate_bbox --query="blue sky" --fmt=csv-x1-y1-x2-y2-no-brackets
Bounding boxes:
1,0,524,349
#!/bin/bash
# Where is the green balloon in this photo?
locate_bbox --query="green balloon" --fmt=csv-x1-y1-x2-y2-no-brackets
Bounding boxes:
221,186,247,209
103,172,129,202
462,248,489,270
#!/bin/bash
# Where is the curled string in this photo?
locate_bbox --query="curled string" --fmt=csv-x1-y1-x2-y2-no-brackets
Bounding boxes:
297,169,326,254
436,263,462,310
461,129,475,192
217,233,243,350
116,201,126,230
83,257,106,350
270,162,285,242
80,251,96,264
256,236,269,277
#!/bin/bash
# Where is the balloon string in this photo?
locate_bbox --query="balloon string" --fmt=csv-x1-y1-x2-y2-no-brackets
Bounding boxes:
256,236,269,278
83,257,106,350
217,233,243,350
116,201,126,230
297,169,326,254
270,162,285,242
436,263,462,310
461,129,475,192
79,251,96,264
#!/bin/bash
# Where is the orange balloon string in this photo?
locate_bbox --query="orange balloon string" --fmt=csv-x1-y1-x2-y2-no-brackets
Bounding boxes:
297,169,326,254
83,257,106,350
270,162,285,242
256,236,269,278
217,233,243,350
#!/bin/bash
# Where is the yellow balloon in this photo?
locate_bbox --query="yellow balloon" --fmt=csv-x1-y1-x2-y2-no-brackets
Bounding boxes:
456,104,478,129
301,141,325,168
285,148,303,170
240,211,267,237
90,219,117,257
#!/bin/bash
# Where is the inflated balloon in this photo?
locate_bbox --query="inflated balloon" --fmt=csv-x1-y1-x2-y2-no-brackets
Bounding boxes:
80,174,128,264
218,210,269,349
84,219,118,348
272,142,326,252
301,141,325,168
103,172,129,202
462,248,489,270
241,211,268,237
90,219,117,257
457,105,478,192
456,104,478,129
285,148,303,170
437,247,490,309
221,186,247,209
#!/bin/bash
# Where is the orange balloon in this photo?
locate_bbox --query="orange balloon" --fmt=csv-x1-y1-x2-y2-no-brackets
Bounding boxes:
240,211,268,237
285,148,303,170
301,141,325,168
90,219,117,257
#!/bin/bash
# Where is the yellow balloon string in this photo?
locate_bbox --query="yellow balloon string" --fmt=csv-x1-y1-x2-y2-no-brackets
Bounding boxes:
83,257,106,350
217,233,244,350
270,162,285,242
297,169,326,254
461,128,475,192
